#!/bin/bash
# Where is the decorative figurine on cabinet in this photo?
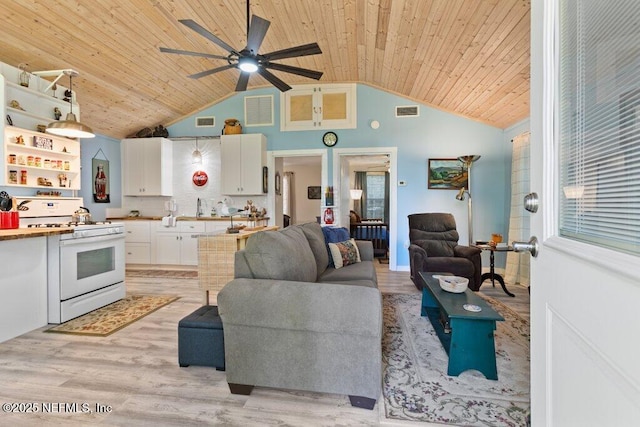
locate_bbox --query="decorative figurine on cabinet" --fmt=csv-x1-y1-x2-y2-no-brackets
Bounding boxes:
54,107,62,120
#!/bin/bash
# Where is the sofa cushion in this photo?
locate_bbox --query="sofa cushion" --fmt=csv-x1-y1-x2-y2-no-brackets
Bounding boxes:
243,226,317,282
328,239,361,269
299,222,329,278
321,226,351,267
318,260,377,287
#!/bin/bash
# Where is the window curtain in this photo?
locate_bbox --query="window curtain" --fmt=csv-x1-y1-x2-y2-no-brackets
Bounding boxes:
384,172,390,224
283,172,295,224
505,132,531,286
354,171,367,217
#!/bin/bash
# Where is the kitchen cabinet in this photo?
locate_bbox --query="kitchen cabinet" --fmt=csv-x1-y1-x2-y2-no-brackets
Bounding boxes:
0,237,48,343
123,220,151,264
154,221,205,265
280,84,356,131
220,133,266,195
121,137,173,196
1,70,81,191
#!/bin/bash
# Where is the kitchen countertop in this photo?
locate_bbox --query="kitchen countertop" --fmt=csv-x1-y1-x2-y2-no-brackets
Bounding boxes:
108,216,270,221
0,228,74,241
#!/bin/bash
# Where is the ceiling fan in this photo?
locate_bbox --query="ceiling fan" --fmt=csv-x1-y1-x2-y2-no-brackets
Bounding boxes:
159,0,323,92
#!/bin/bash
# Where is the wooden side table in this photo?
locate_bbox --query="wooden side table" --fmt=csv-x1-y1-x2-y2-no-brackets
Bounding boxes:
475,244,515,297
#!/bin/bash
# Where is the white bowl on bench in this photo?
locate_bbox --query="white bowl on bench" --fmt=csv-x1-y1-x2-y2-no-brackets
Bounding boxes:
438,276,469,293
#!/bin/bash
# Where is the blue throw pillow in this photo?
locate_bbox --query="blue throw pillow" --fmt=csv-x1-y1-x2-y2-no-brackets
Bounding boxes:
321,226,351,267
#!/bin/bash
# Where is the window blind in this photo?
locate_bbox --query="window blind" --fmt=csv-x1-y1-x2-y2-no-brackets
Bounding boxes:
558,0,640,255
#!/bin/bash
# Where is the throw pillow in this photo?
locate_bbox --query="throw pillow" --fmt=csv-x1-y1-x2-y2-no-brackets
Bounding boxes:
321,226,351,267
328,238,361,269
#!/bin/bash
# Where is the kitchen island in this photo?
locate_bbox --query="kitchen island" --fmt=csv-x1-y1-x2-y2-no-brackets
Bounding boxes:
0,228,73,343
0,227,74,240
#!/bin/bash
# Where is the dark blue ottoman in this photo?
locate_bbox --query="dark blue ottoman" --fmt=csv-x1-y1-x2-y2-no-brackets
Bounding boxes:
178,305,225,370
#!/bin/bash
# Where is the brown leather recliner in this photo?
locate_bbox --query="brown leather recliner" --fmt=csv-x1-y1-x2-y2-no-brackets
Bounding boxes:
408,213,482,291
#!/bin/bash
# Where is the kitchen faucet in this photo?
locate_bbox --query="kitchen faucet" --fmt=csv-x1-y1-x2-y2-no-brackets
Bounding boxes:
196,198,202,218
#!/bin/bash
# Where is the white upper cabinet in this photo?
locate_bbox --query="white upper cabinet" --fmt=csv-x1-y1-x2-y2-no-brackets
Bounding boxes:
280,84,357,131
220,133,266,195
121,137,173,196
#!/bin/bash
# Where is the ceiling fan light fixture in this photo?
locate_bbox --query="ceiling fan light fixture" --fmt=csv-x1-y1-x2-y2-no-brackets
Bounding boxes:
238,57,258,73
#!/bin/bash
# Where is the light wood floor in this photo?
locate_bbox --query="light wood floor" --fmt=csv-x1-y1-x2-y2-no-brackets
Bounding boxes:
0,263,529,426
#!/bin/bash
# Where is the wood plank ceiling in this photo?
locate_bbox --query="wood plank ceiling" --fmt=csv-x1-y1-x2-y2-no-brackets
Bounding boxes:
0,0,530,139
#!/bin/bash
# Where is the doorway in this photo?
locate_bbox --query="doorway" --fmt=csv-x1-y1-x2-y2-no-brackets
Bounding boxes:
267,149,327,230
334,147,398,270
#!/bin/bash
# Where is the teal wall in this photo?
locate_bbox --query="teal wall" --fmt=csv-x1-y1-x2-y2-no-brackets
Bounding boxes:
168,84,512,269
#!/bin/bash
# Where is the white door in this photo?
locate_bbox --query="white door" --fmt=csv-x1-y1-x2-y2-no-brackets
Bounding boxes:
530,0,640,425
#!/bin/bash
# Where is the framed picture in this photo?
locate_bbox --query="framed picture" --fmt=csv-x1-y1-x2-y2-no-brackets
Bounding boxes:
428,158,466,190
275,172,281,195
307,186,321,199
262,166,268,193
92,158,111,203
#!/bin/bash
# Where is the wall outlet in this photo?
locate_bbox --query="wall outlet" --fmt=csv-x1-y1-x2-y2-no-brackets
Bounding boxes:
398,180,407,186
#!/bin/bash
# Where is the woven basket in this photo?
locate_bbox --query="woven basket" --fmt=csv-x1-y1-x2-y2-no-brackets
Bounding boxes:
223,119,242,135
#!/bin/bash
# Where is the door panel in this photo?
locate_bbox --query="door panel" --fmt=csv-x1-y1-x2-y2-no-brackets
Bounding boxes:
530,0,640,424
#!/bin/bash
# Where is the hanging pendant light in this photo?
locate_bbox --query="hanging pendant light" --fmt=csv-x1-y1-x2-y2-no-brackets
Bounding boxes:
192,138,202,164
45,72,95,139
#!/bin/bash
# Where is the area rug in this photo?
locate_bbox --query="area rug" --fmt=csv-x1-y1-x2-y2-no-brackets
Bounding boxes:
46,294,179,336
126,269,198,279
382,292,530,426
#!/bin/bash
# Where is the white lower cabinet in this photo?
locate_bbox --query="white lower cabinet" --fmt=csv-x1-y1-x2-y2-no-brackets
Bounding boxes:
154,221,205,266
0,237,47,343
124,221,151,264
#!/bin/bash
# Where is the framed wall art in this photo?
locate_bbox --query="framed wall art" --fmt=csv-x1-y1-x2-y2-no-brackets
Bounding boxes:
307,186,321,199
427,158,466,190
275,172,281,195
92,150,111,203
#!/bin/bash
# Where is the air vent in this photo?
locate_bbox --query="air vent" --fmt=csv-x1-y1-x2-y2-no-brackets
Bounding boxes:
395,105,420,117
245,95,274,127
195,116,215,127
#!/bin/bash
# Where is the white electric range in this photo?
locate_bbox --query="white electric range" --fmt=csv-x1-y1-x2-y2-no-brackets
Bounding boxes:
17,197,126,323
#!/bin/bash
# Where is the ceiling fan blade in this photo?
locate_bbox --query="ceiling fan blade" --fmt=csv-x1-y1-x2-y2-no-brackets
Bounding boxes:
257,67,292,92
264,63,323,80
179,19,237,54
246,15,270,54
159,47,228,60
235,72,250,92
188,64,236,79
263,42,322,61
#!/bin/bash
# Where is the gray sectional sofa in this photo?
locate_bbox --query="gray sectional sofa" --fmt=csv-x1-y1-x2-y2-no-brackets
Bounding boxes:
217,222,382,409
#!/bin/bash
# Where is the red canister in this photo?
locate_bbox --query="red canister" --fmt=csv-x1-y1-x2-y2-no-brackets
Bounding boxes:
20,170,27,185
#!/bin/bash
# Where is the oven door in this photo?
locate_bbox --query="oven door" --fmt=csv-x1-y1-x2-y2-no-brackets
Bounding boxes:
59,233,125,300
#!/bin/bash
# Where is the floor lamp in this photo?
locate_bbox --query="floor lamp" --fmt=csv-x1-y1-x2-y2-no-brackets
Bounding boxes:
455,155,480,246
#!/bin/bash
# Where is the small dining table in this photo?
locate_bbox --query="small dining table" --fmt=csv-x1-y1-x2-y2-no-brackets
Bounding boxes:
475,243,515,297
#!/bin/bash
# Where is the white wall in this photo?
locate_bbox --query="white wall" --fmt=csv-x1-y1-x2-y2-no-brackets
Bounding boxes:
286,162,321,224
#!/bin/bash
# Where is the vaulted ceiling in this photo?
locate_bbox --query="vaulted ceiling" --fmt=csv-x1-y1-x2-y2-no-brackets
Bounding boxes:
0,0,530,139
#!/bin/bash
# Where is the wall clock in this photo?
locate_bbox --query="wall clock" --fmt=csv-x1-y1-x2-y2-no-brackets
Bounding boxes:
322,131,338,147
